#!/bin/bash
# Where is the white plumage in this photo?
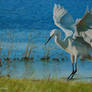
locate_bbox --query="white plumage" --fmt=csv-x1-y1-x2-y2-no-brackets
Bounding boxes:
45,4,92,80
53,4,75,39
53,4,92,43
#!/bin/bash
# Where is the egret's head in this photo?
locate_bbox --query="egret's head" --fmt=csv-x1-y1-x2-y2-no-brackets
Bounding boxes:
45,29,60,45
50,29,60,36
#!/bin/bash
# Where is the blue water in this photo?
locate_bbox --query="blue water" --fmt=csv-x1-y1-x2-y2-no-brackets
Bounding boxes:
0,0,92,29
0,0,92,81
1,56,92,82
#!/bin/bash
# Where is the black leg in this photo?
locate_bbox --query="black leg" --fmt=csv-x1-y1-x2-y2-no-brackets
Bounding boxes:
67,63,75,80
67,57,77,80
67,55,74,80
69,70,77,80
75,61,77,72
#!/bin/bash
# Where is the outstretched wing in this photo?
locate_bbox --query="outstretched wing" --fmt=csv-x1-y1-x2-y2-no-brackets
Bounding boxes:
82,30,92,47
53,4,75,38
76,8,92,33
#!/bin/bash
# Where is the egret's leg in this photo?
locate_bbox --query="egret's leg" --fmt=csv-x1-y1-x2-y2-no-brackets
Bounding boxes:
67,55,75,80
70,61,77,79
68,56,77,80
67,63,75,80
74,56,77,73
75,61,77,73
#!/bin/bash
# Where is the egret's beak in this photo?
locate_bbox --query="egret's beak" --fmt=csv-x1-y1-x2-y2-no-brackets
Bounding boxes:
45,35,54,45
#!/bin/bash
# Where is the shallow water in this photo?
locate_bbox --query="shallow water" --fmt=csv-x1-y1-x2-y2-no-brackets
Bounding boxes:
1,54,92,82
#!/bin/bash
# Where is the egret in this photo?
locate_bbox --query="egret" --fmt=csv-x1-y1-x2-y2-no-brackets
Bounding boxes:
45,4,92,80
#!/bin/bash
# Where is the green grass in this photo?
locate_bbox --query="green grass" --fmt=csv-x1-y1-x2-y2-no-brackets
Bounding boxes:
0,77,92,92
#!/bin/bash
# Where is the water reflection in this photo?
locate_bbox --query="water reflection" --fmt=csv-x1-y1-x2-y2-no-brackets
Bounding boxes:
0,58,91,82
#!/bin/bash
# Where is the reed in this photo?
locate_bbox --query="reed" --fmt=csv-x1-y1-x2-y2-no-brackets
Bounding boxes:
23,29,38,61
6,30,14,61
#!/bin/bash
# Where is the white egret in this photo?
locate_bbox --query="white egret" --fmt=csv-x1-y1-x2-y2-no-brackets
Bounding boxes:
45,4,92,80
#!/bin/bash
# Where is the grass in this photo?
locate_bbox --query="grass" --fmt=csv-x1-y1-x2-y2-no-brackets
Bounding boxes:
0,77,92,92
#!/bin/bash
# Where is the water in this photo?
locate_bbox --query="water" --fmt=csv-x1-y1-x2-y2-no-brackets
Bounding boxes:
1,56,92,82
0,30,92,82
0,0,92,29
0,0,92,81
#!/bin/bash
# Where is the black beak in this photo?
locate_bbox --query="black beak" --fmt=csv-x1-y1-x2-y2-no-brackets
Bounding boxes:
45,35,53,45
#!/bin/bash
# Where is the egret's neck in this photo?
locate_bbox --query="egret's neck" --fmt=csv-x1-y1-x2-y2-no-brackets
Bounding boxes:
54,34,68,50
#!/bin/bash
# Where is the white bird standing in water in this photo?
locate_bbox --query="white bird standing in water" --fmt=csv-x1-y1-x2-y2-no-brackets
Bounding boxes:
45,4,92,80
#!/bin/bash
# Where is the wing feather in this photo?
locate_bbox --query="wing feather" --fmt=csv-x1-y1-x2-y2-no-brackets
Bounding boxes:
76,8,92,33
82,30,92,47
53,4,75,38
